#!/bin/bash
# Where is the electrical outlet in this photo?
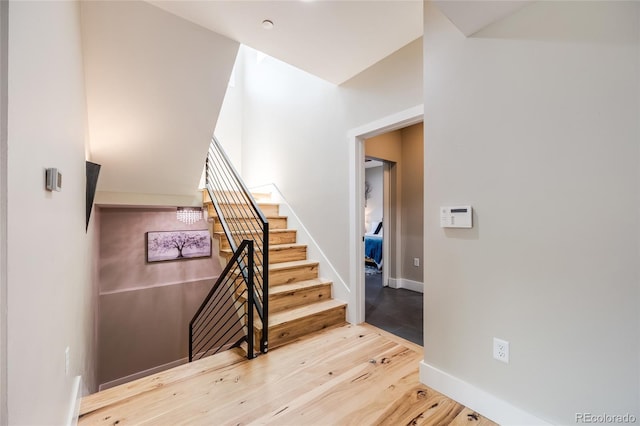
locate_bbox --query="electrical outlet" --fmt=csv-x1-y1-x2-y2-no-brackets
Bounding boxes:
413,258,420,267
65,347,70,376
493,338,509,363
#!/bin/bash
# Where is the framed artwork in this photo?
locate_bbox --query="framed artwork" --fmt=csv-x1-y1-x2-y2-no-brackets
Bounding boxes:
146,230,212,263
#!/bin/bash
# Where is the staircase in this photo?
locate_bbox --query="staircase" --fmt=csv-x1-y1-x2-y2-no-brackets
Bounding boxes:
204,190,347,351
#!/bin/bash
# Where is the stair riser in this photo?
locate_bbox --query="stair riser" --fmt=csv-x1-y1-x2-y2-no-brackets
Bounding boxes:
212,217,288,232
222,245,307,263
270,263,318,286
235,283,331,313
216,231,297,251
258,306,346,349
270,246,307,264
270,284,332,314
207,203,279,218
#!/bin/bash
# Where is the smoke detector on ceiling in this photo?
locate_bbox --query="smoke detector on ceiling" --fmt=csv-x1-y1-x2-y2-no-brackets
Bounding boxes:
262,20,274,30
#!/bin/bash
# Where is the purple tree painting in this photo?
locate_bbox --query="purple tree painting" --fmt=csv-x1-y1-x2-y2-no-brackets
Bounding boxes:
146,230,211,262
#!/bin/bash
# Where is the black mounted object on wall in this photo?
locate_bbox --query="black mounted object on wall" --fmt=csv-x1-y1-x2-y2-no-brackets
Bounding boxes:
86,161,101,230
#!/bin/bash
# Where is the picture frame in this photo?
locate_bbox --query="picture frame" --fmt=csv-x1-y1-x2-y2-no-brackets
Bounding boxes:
146,230,212,263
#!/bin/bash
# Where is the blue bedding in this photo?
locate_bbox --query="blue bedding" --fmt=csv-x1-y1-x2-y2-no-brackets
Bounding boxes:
364,234,383,269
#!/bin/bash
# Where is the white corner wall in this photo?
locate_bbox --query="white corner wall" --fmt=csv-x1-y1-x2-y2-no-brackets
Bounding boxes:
7,1,95,424
214,50,244,175
239,39,423,300
81,0,239,202
422,1,639,424
0,0,7,423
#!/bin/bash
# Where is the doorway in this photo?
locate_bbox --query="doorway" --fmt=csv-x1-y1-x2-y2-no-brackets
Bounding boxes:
348,105,424,327
364,158,387,283
361,124,424,345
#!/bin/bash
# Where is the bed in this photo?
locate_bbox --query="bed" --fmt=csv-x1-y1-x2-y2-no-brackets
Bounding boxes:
364,220,383,269
365,234,383,269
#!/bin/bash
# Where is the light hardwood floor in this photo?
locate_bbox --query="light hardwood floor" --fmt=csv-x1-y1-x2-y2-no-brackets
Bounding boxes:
79,324,497,425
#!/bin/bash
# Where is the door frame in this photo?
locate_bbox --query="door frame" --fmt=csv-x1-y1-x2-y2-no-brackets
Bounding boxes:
363,158,391,287
348,105,424,324
382,161,390,288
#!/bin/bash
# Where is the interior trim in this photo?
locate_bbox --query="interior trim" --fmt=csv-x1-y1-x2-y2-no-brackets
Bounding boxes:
388,278,423,293
65,376,82,426
347,104,424,324
420,361,552,425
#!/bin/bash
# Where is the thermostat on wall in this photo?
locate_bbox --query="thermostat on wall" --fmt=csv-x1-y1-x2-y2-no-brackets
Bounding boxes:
440,206,472,228
45,168,62,192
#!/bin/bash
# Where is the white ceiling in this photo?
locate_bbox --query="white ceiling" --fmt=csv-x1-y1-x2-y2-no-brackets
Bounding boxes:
82,0,534,204
148,0,424,85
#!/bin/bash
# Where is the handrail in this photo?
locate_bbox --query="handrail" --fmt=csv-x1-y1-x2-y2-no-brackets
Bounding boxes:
189,136,269,359
189,240,255,361
207,138,268,246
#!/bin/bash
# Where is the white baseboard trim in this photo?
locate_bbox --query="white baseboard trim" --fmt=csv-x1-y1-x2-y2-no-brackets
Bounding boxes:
419,361,551,426
388,278,423,293
65,375,82,426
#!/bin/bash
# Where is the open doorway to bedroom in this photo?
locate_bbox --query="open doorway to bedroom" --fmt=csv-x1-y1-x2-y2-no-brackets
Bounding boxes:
363,123,423,346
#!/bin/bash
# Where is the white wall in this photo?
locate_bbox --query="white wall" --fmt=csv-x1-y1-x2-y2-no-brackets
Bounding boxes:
214,50,244,174
7,1,96,424
239,39,423,287
0,0,7,423
422,1,639,424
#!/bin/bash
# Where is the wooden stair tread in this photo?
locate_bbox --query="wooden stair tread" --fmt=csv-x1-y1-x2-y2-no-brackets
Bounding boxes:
204,201,279,208
203,191,272,203
208,215,287,221
270,243,307,251
214,229,293,237
261,299,346,329
269,278,332,296
235,278,330,301
270,259,318,271
220,243,307,256
226,260,318,276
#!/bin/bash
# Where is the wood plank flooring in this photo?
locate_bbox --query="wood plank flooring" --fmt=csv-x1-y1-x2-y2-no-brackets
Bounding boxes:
79,324,497,426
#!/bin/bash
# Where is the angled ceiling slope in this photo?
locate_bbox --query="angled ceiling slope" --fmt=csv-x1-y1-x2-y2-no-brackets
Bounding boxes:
434,0,534,36
148,0,424,85
82,0,239,200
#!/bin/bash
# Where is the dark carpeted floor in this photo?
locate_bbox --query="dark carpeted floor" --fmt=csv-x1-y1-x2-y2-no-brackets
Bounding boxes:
365,267,423,346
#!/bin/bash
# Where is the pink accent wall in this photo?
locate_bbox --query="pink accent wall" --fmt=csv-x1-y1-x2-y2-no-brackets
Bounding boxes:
99,208,219,293
97,207,222,386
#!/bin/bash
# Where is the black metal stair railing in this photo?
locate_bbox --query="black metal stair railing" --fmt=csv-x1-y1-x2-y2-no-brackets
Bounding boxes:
189,136,269,361
189,240,255,361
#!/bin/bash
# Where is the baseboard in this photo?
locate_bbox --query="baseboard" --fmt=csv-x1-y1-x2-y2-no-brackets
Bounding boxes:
65,375,82,426
388,278,423,293
419,361,551,425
